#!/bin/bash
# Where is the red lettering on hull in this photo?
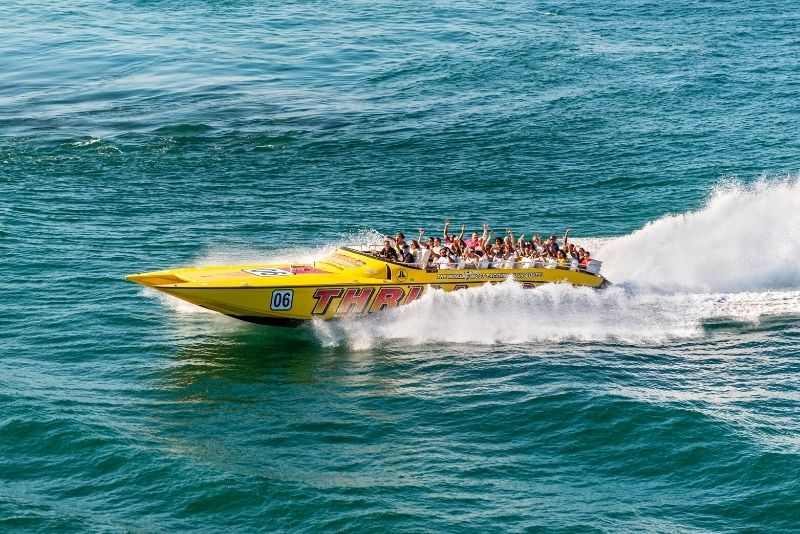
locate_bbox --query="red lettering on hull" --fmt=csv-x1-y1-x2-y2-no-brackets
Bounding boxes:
338,288,374,315
370,287,404,312
312,288,343,315
404,286,423,304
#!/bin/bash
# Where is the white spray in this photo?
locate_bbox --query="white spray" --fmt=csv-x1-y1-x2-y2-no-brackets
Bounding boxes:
596,177,800,292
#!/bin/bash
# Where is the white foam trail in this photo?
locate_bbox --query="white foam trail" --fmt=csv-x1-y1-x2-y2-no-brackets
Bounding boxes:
312,281,800,349
316,280,700,348
596,177,800,292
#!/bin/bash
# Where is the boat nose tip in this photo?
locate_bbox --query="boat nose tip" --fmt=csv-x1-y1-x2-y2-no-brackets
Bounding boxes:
125,273,154,287
125,272,187,287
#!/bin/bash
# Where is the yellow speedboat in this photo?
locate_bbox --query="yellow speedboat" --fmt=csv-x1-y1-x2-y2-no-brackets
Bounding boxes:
127,247,608,326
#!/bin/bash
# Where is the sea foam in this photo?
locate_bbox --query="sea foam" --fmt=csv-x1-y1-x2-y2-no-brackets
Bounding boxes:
596,177,800,292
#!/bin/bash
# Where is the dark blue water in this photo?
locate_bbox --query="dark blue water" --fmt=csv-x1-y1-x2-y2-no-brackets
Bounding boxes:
2,1,800,531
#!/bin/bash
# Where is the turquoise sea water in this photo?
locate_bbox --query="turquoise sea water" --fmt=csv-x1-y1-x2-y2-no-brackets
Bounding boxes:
2,1,800,531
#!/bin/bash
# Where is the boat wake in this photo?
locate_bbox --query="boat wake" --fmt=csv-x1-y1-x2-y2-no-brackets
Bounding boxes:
144,177,800,347
596,177,800,293
311,282,800,349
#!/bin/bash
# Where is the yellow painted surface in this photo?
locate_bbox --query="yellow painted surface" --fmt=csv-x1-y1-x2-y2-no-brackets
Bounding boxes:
127,248,606,323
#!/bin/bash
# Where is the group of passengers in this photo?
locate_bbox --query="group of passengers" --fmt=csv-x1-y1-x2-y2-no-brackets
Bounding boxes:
377,220,596,270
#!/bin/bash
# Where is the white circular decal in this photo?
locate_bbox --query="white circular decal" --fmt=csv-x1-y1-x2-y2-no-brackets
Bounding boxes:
243,268,294,277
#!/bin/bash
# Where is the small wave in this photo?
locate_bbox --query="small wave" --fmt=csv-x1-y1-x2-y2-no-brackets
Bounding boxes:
67,137,123,154
70,137,103,147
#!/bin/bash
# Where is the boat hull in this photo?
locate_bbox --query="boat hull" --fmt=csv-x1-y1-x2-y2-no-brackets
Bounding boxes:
127,247,607,326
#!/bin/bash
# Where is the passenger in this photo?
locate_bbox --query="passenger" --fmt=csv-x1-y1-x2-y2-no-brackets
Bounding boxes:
436,247,455,269
546,235,559,254
492,252,505,269
504,228,515,249
521,252,535,268
400,243,415,264
477,234,489,253
466,224,486,248
408,240,422,263
579,250,592,267
394,232,406,255
377,240,399,261
384,232,407,256
533,234,544,252
453,236,468,254
557,250,568,267
442,219,465,245
460,247,477,268
567,243,579,260
432,236,444,254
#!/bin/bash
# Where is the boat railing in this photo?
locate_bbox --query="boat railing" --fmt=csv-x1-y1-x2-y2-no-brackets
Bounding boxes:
343,244,602,275
413,260,602,275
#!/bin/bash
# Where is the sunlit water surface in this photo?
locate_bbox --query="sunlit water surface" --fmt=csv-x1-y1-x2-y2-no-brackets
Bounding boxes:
2,1,800,531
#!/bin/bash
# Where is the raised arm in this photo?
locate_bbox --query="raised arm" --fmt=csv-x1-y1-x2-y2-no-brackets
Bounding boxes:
442,219,450,241
563,229,571,249
457,224,466,241
480,225,493,248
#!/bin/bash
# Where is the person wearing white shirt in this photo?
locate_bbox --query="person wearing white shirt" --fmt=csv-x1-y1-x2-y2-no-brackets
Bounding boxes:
436,248,456,269
492,253,504,269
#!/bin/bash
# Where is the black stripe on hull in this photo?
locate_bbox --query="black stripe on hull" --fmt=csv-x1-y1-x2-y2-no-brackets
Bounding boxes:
229,316,306,327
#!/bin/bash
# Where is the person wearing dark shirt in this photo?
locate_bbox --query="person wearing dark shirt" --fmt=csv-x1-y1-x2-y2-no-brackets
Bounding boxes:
377,240,399,261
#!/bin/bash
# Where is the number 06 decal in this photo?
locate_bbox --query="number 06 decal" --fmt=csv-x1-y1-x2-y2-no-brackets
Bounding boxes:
270,289,293,311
